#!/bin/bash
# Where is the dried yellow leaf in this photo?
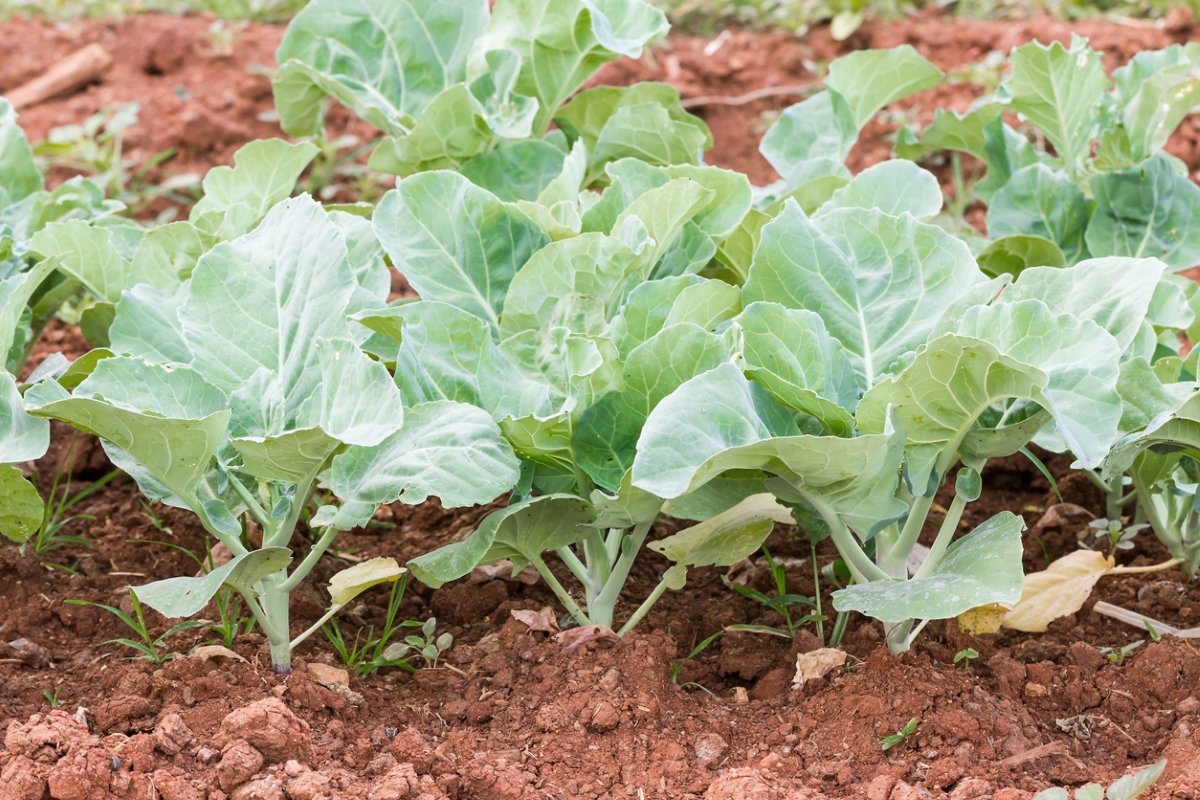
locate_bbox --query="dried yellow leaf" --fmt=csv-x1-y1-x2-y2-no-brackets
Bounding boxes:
1001,549,1114,632
957,602,1013,634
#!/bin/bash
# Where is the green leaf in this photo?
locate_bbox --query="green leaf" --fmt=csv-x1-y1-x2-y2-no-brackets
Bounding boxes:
1086,154,1200,272
182,196,357,414
190,139,319,226
832,512,1026,622
713,208,770,285
128,222,218,292
1116,357,1179,436
975,234,1065,279
1001,35,1110,175
736,301,859,437
986,164,1090,265
374,172,549,330
589,469,662,527
407,494,596,588
649,493,793,572
1106,761,1166,800
1001,257,1164,353
824,45,944,130
663,280,740,330
0,464,42,544
814,160,942,220
29,220,130,303
79,302,115,348
320,400,520,529
758,91,856,188
273,0,486,137
573,322,737,489
743,202,986,389
606,274,703,358
894,104,1001,163
613,178,715,279
857,334,1049,482
0,254,60,368
591,103,708,177
0,371,47,464
958,301,1122,467
471,0,668,136
0,98,43,208
134,548,294,618
1120,74,1200,164
460,141,567,202
109,284,191,365
367,84,493,176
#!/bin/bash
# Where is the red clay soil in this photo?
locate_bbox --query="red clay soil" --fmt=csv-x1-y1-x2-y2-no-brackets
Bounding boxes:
9,9,1200,800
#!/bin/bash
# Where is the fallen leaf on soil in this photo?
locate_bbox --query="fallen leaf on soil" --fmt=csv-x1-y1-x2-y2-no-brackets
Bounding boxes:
792,648,847,689
191,645,246,663
471,560,539,585
957,602,1012,634
556,625,619,653
199,543,233,575
305,663,349,687
511,607,558,633
327,558,404,607
1002,549,1113,632
1030,503,1094,539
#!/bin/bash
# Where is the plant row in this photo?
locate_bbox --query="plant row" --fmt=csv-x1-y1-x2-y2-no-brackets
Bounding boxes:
3,0,1200,676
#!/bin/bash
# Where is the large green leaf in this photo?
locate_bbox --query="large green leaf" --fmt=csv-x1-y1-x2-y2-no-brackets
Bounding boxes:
0,371,48,463
857,334,1050,484
985,164,1090,264
736,301,859,437
0,255,60,368
1000,257,1164,353
460,141,567,202
649,493,794,584
190,140,319,230
373,171,549,330
813,160,942,221
182,196,356,414
273,0,487,137
134,548,294,618
894,104,1001,163
320,400,520,529
1001,35,1109,176
407,494,596,588
1086,154,1200,272
573,322,737,489
471,0,668,136
831,512,1025,622
606,274,703,358
975,234,1065,279
824,45,945,130
366,83,493,177
0,465,42,544
958,301,1122,467
758,91,857,188
0,98,43,209
128,222,218,292
1119,73,1200,164
108,284,191,365
744,202,985,389
29,220,130,303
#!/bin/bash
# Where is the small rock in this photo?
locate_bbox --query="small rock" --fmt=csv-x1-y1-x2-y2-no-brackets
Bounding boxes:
285,770,332,800
305,663,349,687
598,668,620,690
866,775,897,800
152,770,204,800
217,740,264,792
0,755,47,800
950,778,995,800
588,701,620,733
214,698,312,763
4,710,96,761
368,763,421,800
890,781,935,800
233,775,286,800
1024,682,1049,698
196,747,220,764
1066,642,1105,671
466,701,494,725
7,638,51,668
283,760,307,778
1178,696,1200,715
124,733,157,773
154,713,194,756
733,687,749,705
926,757,965,790
694,732,728,768
46,747,115,800
757,752,784,776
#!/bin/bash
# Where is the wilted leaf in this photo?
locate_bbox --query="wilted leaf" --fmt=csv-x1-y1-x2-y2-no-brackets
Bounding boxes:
556,624,620,653
793,648,847,688
1002,549,1114,632
512,607,558,633
327,557,404,607
957,602,1012,635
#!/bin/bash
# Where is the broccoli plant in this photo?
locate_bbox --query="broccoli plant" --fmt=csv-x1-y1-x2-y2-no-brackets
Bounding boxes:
25,194,520,673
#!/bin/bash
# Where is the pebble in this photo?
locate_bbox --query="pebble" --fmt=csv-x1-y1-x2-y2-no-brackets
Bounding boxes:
693,732,728,768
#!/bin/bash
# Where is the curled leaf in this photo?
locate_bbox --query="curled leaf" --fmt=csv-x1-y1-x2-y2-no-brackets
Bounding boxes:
1002,549,1113,632
511,607,558,634
957,602,1012,635
190,645,246,664
327,557,404,608
556,625,620,653
793,648,847,689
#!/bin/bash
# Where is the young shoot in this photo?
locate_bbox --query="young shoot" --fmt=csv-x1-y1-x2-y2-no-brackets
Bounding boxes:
380,618,453,670
723,547,825,640
1102,640,1143,666
68,589,207,666
953,648,979,675
669,630,723,686
880,719,919,751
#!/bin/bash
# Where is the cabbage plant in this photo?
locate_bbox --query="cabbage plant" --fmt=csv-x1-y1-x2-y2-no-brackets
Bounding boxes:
897,38,1200,275
629,171,1164,654
24,195,521,673
272,0,711,195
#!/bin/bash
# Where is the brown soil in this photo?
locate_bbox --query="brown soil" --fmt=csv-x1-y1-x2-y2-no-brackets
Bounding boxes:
7,8,1200,800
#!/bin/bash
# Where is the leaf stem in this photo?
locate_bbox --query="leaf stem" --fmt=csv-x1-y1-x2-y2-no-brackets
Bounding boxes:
278,526,338,593
912,492,969,580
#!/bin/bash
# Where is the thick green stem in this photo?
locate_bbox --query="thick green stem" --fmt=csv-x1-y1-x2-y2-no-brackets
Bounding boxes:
795,489,887,584
261,585,293,674
278,526,338,593
885,493,935,576
616,575,670,637
885,619,914,655
556,545,597,598
531,556,591,628
592,521,654,626
913,492,968,580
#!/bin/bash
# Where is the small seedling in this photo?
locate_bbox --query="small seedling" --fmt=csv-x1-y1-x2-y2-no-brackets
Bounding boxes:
1089,518,1147,558
380,616,453,669
322,575,421,677
67,589,206,666
954,647,979,675
43,687,63,708
1101,640,1144,666
26,434,121,559
1145,619,1163,643
140,501,172,536
881,718,919,751
669,630,723,685
723,547,826,640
